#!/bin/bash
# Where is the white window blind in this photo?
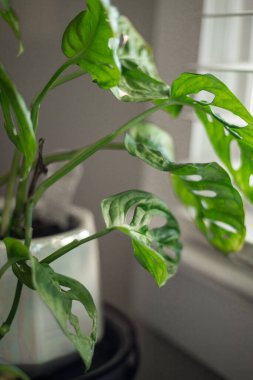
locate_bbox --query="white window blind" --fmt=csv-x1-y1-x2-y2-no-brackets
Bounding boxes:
190,0,253,162
189,0,253,244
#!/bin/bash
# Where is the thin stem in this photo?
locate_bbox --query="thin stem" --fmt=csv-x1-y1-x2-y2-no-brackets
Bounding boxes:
0,144,126,190
0,171,9,187
0,280,23,339
24,201,34,248
31,102,171,205
44,143,126,165
31,59,74,132
11,165,28,233
1,151,20,236
0,261,12,278
41,228,111,265
50,69,87,90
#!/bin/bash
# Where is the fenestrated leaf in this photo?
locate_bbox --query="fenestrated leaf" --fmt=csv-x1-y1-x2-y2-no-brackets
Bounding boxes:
62,0,120,89
101,190,181,287
125,122,174,170
31,259,97,370
124,122,245,253
170,72,253,205
0,0,24,54
196,109,253,203
170,72,253,144
111,16,169,102
0,64,37,177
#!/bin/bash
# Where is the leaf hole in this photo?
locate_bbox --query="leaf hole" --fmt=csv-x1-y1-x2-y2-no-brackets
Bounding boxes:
187,206,197,219
125,205,136,225
249,174,253,187
192,189,216,198
183,174,202,182
149,215,167,229
210,106,247,127
207,114,213,123
203,218,211,228
224,128,230,136
201,200,208,209
67,318,77,336
230,140,242,170
213,221,237,234
188,91,215,104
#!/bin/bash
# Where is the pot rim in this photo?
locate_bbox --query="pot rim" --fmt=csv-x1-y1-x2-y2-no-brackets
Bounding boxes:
0,205,95,249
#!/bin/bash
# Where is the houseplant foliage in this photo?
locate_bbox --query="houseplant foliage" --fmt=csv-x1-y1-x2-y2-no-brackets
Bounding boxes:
0,0,251,376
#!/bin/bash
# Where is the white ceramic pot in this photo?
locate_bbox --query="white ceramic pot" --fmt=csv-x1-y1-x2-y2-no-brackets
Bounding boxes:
0,206,102,365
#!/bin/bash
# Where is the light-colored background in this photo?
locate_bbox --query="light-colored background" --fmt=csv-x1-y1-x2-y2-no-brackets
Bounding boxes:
0,0,202,312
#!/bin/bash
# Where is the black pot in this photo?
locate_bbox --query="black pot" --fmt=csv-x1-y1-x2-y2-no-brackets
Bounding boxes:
28,304,139,380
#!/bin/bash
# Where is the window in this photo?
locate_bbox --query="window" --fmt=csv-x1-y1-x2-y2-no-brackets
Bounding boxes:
190,0,253,245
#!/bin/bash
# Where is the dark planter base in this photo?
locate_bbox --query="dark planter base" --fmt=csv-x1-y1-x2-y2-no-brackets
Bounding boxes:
25,304,139,380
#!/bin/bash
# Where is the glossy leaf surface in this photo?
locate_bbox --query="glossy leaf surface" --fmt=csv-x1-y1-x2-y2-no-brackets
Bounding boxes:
0,0,24,54
101,190,181,287
125,123,245,253
32,259,97,369
62,0,120,89
0,64,37,177
111,16,169,101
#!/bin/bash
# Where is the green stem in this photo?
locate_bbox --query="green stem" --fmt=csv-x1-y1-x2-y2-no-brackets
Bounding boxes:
24,201,34,248
11,165,28,232
0,144,126,189
0,171,9,187
41,228,111,265
50,69,87,90
1,151,20,236
31,59,74,132
0,280,23,339
31,102,171,205
0,261,12,278
44,143,126,165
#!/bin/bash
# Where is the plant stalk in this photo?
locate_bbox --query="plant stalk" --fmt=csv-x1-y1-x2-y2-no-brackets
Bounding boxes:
41,228,111,265
50,69,87,90
31,59,75,132
30,102,171,205
1,151,20,236
0,280,23,339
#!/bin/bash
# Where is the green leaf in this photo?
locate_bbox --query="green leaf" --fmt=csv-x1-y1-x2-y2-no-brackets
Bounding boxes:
0,64,37,177
196,109,253,204
31,259,97,370
62,0,120,89
125,122,174,170
170,72,253,143
0,364,30,380
101,190,181,287
4,237,29,261
124,122,245,253
0,0,24,55
170,72,253,204
111,16,169,101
